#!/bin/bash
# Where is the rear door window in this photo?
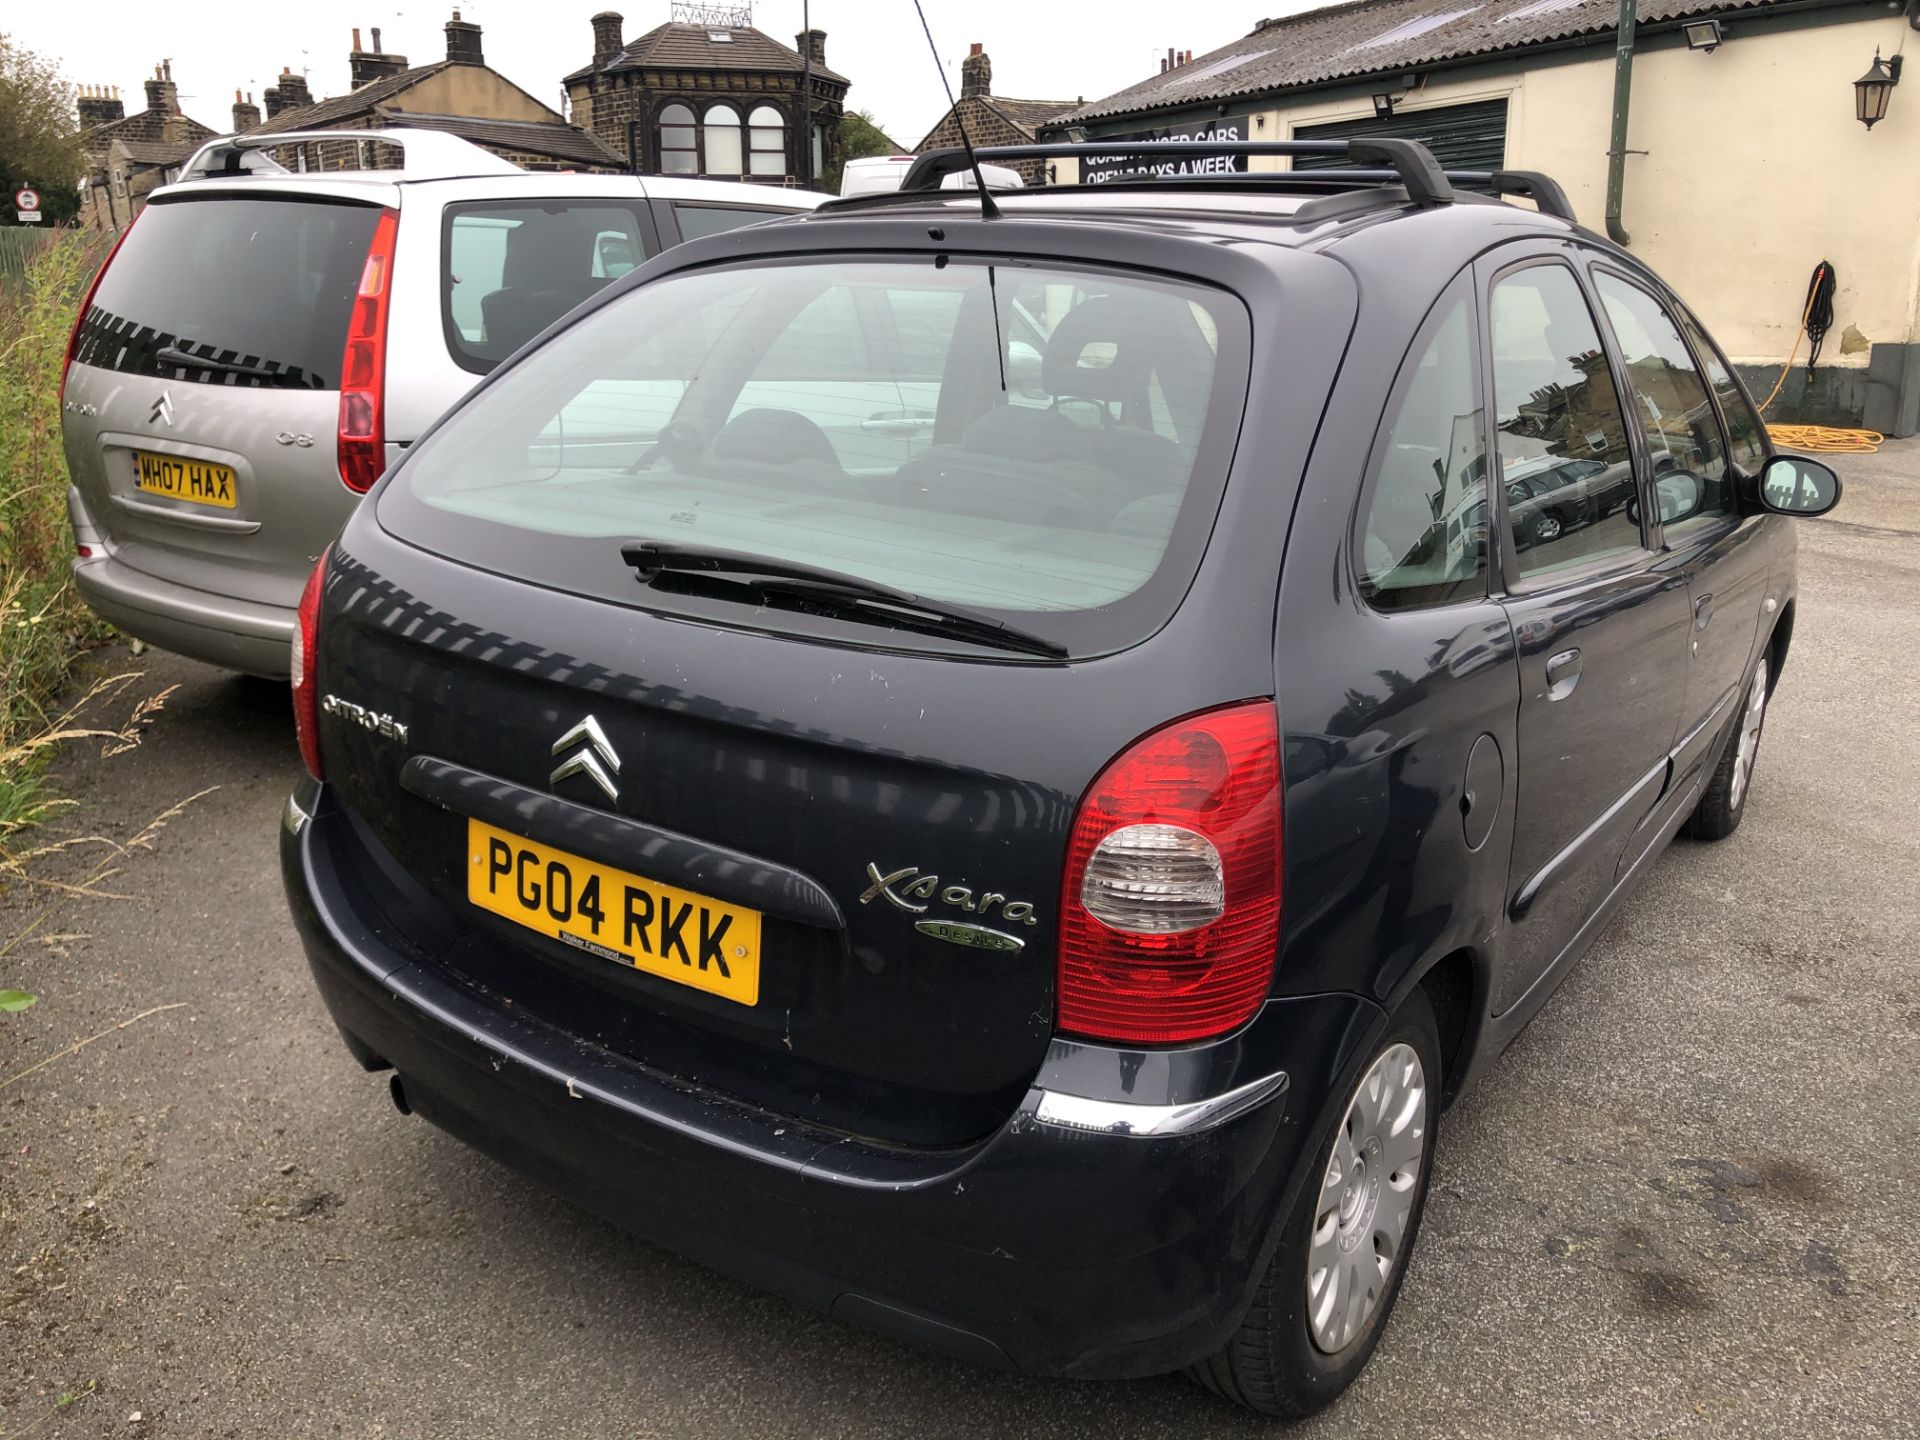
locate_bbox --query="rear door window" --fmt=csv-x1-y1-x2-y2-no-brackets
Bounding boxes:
1489,264,1647,581
443,201,657,374
72,194,381,390
670,203,800,241
381,258,1250,658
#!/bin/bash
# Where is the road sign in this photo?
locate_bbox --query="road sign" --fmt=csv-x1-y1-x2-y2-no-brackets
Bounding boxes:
13,188,40,211
15,212,43,224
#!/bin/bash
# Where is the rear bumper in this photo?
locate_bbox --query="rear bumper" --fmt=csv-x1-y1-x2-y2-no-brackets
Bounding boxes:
71,549,293,680
280,782,1383,1378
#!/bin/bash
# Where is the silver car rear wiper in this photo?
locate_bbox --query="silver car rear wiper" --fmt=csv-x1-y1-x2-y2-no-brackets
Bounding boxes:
156,345,299,384
621,541,1068,659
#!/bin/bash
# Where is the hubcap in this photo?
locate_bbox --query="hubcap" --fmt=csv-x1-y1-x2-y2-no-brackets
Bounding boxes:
1306,1042,1428,1355
1729,656,1769,810
1535,514,1562,541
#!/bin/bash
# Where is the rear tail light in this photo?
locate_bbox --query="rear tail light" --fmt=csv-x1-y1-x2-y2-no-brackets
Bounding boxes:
337,209,398,493
61,214,138,403
1057,700,1282,1045
292,547,331,780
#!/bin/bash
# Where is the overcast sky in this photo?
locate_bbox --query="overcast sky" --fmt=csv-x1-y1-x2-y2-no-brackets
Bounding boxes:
16,0,1334,150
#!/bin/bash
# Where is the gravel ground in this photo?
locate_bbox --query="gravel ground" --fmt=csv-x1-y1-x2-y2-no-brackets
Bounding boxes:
2,444,1917,1439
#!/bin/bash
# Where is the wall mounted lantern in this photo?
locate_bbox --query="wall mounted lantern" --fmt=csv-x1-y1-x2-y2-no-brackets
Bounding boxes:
1855,49,1902,130
1371,92,1397,118
1682,19,1723,51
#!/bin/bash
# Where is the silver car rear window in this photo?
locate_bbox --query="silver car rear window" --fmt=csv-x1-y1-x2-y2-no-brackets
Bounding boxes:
74,194,382,391
378,257,1250,656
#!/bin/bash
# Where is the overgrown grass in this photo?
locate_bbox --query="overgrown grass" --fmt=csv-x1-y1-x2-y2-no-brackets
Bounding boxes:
0,232,114,854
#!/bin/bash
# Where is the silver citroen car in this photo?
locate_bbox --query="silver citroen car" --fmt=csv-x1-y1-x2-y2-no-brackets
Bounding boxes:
59,127,818,677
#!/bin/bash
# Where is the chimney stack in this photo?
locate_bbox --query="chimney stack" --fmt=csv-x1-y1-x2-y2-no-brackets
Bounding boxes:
445,8,485,65
350,23,410,88
264,66,312,117
77,84,127,128
143,60,179,116
795,28,827,68
591,11,625,68
960,42,990,99
232,88,262,132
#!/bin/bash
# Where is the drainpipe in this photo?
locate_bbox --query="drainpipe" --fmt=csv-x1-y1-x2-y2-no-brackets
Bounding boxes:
1605,0,1637,245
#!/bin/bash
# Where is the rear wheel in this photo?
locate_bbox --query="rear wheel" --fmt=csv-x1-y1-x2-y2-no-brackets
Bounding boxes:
1684,651,1770,841
1189,991,1440,1418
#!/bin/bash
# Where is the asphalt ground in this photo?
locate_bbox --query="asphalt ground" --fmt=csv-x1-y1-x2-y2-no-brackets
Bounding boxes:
3,444,1917,1438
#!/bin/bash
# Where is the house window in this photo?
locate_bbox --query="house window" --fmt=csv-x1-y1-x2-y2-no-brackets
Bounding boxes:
703,103,743,175
659,103,697,173
748,105,785,177
113,168,126,196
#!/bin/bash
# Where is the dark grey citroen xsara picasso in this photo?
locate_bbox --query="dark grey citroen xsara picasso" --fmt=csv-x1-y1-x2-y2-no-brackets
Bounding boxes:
280,141,1841,1417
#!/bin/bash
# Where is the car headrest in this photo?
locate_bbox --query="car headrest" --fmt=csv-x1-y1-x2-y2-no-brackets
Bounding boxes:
501,216,589,293
1041,297,1157,407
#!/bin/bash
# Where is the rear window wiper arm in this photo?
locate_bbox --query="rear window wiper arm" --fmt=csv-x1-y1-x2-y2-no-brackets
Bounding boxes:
621,541,1068,659
156,345,293,384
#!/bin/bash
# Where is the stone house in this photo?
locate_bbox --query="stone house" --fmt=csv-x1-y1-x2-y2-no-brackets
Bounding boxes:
915,45,1075,186
565,11,848,185
76,65,218,231
247,12,626,174
1043,0,1920,435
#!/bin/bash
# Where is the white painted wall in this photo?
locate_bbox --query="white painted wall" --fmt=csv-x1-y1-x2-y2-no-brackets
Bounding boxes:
1060,11,1920,371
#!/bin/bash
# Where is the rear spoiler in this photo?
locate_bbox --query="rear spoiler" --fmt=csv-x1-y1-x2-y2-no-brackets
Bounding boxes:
179,127,524,182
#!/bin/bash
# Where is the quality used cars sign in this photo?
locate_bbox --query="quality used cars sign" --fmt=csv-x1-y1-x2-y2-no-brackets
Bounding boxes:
1080,121,1249,184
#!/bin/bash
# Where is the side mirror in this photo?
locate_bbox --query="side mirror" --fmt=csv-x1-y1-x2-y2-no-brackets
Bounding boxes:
1758,455,1842,517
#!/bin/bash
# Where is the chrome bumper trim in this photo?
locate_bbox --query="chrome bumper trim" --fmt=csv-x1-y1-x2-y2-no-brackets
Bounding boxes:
1028,1069,1289,1138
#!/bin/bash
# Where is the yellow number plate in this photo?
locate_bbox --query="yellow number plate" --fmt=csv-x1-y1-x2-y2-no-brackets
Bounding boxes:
133,451,238,509
466,818,762,1006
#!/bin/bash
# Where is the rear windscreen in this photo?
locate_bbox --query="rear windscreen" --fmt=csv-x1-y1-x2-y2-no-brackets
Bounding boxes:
73,194,381,391
378,257,1249,658
442,201,658,374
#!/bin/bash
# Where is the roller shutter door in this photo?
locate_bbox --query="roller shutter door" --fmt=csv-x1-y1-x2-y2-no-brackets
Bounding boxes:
1293,98,1508,171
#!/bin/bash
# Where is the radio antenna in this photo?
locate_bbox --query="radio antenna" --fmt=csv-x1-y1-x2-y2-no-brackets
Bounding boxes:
909,0,1000,219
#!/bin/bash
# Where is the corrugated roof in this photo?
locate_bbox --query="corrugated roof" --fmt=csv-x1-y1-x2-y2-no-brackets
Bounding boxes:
567,23,849,84
1054,0,1854,124
370,107,627,168
252,63,452,133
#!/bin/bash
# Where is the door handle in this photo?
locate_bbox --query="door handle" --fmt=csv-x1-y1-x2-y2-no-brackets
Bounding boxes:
1545,648,1582,701
1693,593,1714,630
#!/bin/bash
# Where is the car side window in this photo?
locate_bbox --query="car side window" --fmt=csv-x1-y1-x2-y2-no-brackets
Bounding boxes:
1676,306,1768,474
671,203,797,241
1490,265,1646,580
1356,291,1488,610
443,202,656,375
1593,272,1732,535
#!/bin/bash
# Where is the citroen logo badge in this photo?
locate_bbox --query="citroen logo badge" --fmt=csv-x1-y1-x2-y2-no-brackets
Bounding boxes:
550,715,620,802
149,390,176,427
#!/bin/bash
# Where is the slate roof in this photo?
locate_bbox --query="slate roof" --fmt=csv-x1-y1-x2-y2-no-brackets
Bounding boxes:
1054,0,1859,124
369,108,628,168
567,23,849,85
112,138,201,166
984,97,1079,132
252,63,453,133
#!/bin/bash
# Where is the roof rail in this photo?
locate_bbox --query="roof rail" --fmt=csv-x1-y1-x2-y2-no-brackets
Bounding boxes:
901,140,1456,209
178,126,524,182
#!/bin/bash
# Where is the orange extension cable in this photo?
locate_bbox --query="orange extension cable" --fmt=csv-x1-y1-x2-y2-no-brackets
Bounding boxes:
1757,268,1883,454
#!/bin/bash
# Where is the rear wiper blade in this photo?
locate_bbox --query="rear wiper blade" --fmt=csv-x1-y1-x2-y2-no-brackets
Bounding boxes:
621,541,1068,659
156,345,292,383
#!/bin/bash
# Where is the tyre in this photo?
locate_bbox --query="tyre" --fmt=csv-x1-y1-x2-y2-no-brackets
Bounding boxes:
1189,989,1441,1418
1529,509,1564,545
1683,650,1771,841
